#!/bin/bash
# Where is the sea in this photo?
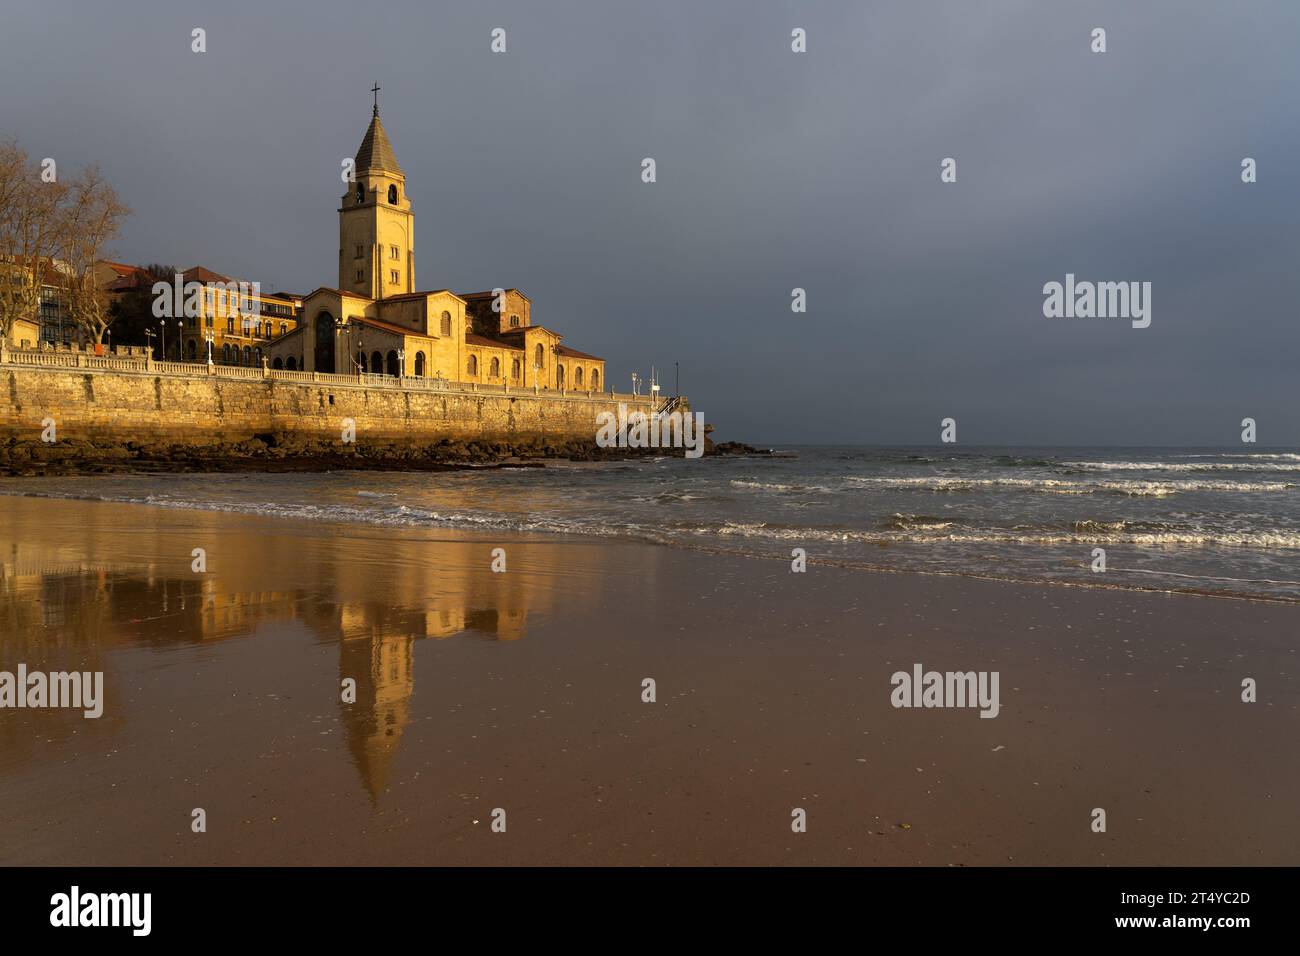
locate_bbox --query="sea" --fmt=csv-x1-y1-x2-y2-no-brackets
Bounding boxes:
3,445,1299,601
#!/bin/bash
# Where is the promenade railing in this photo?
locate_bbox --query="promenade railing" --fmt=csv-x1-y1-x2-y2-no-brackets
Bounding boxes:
0,345,656,406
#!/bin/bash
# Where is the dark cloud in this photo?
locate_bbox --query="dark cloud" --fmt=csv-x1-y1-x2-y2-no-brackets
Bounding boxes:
2,0,1295,444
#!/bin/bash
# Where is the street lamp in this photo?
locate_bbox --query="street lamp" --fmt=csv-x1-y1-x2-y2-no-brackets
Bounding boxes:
331,316,350,377
397,347,405,380
204,329,214,365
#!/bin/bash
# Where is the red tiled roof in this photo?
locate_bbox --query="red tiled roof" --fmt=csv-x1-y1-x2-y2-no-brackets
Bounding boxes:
305,286,373,301
460,288,530,301
182,265,233,284
101,260,151,279
465,333,523,351
500,325,560,338
382,289,458,301
556,344,602,360
352,316,426,337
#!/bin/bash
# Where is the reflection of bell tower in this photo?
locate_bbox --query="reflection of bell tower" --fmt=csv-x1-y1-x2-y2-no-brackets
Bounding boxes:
339,84,414,301
338,607,415,804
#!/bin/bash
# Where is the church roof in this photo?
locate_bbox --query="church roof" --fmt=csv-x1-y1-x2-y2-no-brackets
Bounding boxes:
461,288,531,302
556,344,603,360
352,316,426,337
466,333,523,351
355,111,404,176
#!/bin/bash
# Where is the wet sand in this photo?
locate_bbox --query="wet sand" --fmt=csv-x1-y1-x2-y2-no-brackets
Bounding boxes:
0,494,1296,866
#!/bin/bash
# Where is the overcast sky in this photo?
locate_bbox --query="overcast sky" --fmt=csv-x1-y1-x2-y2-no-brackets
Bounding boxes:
2,1,1297,445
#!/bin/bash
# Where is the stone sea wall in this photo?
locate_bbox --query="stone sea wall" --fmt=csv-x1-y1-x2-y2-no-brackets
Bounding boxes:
0,358,672,447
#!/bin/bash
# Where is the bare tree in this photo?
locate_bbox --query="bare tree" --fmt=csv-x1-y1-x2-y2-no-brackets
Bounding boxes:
57,165,130,346
0,141,67,345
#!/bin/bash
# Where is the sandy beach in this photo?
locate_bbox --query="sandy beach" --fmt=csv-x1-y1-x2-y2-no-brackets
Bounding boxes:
0,493,1296,866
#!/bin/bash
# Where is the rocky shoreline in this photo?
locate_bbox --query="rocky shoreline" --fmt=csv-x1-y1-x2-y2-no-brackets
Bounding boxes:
0,434,772,477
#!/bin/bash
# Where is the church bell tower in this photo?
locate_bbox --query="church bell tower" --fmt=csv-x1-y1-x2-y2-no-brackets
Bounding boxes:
339,86,414,300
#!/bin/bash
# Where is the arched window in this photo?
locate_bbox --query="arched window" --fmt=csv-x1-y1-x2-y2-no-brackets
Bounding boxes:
414,351,426,376
575,367,584,387
286,356,297,371
243,346,252,365
356,184,364,205
511,358,520,380
489,356,500,377
440,311,451,336
535,344,544,368
255,347,262,365
273,357,283,369
371,350,383,375
279,323,287,336
388,184,398,204
509,314,519,328
387,350,399,377
592,369,599,390
467,354,478,376
314,312,336,372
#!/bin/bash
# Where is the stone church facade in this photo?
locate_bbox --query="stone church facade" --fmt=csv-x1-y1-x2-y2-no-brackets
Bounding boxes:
264,102,605,392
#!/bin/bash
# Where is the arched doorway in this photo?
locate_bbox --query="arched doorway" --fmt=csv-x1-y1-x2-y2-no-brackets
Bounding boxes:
314,312,336,373
286,356,297,371
556,364,565,388
186,339,197,361
387,350,399,377
371,350,383,375
273,357,283,370
414,351,426,377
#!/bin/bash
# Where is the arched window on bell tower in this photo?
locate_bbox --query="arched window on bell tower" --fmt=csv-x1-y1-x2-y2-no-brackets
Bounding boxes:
356,184,364,205
388,184,398,204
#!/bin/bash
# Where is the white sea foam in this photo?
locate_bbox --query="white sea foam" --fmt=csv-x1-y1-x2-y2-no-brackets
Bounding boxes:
1062,460,1300,472
844,476,1292,496
712,520,1300,549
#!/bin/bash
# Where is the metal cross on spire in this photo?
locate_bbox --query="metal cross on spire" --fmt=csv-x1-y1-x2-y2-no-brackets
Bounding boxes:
371,83,381,115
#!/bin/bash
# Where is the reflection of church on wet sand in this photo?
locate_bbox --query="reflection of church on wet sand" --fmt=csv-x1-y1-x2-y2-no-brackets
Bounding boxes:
1,535,536,804
329,603,527,803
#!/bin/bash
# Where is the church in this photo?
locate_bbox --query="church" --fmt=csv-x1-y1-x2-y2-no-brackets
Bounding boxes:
264,95,605,393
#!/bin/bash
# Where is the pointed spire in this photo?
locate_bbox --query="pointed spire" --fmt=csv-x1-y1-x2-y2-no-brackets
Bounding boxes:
355,88,403,176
